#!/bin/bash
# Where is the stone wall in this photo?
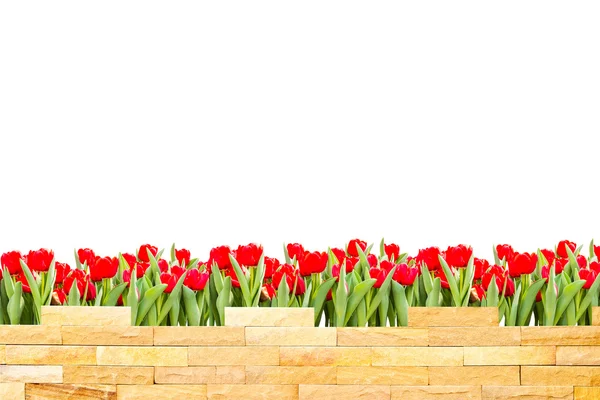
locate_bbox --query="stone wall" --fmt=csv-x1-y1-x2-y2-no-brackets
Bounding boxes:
1,306,600,399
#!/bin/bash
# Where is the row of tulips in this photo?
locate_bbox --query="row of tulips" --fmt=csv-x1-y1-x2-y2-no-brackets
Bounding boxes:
1,239,600,327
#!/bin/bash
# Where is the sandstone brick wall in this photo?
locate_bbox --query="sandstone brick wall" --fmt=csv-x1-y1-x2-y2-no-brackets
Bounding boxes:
2,306,600,399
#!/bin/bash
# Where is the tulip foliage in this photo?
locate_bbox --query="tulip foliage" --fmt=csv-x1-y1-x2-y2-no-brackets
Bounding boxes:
1,239,600,327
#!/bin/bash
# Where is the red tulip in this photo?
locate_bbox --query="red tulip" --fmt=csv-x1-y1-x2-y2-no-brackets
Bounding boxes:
540,249,555,267
77,248,96,267
175,248,191,266
15,273,31,293
417,247,441,270
508,252,537,278
184,269,209,291
482,265,514,296
53,289,67,305
90,256,118,282
286,243,305,261
138,244,158,262
557,240,576,258
64,270,96,301
577,255,588,269
554,258,567,274
121,253,137,268
158,259,169,273
579,268,597,290
54,262,70,284
209,246,232,270
367,254,378,268
160,273,178,293
298,251,327,276
590,261,600,274
1,251,24,275
594,245,600,261
496,244,515,262
393,263,418,286
473,258,490,280
263,256,280,279
347,239,367,257
369,268,387,288
262,283,276,300
345,257,359,273
384,243,400,261
331,248,347,264
273,264,304,295
26,248,54,272
380,260,395,272
434,269,451,289
473,284,486,301
235,243,263,267
445,244,473,268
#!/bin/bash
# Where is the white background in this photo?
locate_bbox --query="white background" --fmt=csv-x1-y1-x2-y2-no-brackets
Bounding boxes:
1,1,599,266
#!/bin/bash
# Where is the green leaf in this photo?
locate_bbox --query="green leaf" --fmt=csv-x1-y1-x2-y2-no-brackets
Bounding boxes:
42,259,56,305
74,248,82,270
544,266,557,326
576,271,600,321
127,270,138,326
158,272,188,325
136,284,168,326
312,278,336,324
344,278,376,325
516,279,546,326
211,263,224,293
103,282,127,307
277,277,290,308
334,265,347,327
421,264,433,294
251,254,266,306
459,255,475,306
554,280,586,325
391,281,408,326
229,255,251,306
216,277,232,325
438,256,460,306
486,277,499,307
170,243,176,264
68,281,80,307
426,277,442,307
506,285,522,326
8,282,23,325
492,244,500,265
379,238,385,259
366,267,396,320
2,267,14,298
283,243,291,264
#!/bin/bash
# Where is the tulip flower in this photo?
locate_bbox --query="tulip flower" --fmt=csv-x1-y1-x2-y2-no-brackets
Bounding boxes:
90,256,118,282
347,239,367,257
235,243,263,267
175,248,191,266
26,248,54,272
209,245,232,269
286,243,305,261
298,251,327,276
496,244,515,262
557,240,576,258
445,244,473,268
184,269,209,291
392,263,418,286
417,247,441,270
138,244,158,262
1,251,24,275
384,243,400,261
508,252,538,277
77,248,96,267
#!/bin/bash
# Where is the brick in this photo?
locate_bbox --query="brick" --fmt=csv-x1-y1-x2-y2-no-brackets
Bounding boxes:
521,366,600,386
557,346,600,365
408,307,498,327
246,366,336,384
593,307,600,326
299,384,389,400
41,306,130,326
522,327,600,346
0,345,4,364
5,345,96,365
0,366,63,383
429,327,520,346
117,385,207,399
0,326,62,344
391,386,481,400
215,366,245,384
63,366,153,385
575,387,600,400
481,386,572,400
154,327,244,346
225,307,313,327
372,347,462,366
337,328,428,347
337,366,427,385
155,367,216,384
464,346,555,365
429,366,520,385
62,327,153,346
97,346,187,366
279,347,371,366
208,384,298,400
189,346,278,366
25,383,116,399
0,383,24,399
245,327,336,346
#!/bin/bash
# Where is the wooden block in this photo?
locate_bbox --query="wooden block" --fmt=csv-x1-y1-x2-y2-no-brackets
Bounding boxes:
5,345,96,365
408,307,498,327
25,383,116,399
391,386,481,400
154,327,244,346
155,367,216,384
97,346,187,366
245,327,336,346
279,347,371,366
464,346,555,365
41,306,130,326
337,328,428,347
520,366,600,386
189,346,278,366
481,385,573,400
429,327,520,346
371,347,463,366
63,366,154,385
557,346,600,365
299,384,389,400
592,307,600,326
62,327,153,346
0,326,62,344
246,366,336,384
207,384,298,400
429,366,520,385
117,385,207,399
0,383,25,399
215,366,245,384
0,366,63,383
337,366,427,385
224,307,313,327
575,387,600,400
522,327,600,346
0,345,5,364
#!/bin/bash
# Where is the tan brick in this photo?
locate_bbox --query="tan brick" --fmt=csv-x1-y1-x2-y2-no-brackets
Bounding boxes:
481,386,572,400
5,345,96,365
280,347,371,366
0,383,24,399
337,366,427,385
208,384,298,400
215,366,245,384
225,307,313,327
557,346,600,365
245,327,336,346
429,366,520,385
63,366,154,385
575,387,600,400
41,306,130,326
0,345,4,364
155,367,216,384
521,366,600,386
62,326,153,346
429,327,520,346
25,383,116,399
593,307,600,326
117,385,207,399
337,328,428,347
154,327,244,346
0,326,62,344
0,366,63,383
372,347,462,366
391,386,481,400
97,346,187,366
246,366,336,384
189,346,278,366
464,346,555,365
299,384,389,400
522,326,600,346
408,307,498,327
